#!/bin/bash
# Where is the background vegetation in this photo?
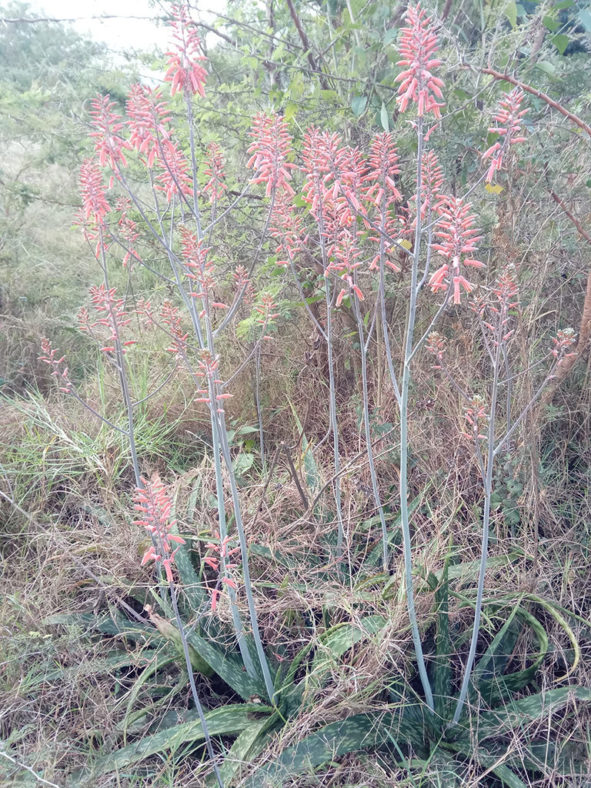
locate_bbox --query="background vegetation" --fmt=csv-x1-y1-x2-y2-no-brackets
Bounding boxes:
1,0,591,785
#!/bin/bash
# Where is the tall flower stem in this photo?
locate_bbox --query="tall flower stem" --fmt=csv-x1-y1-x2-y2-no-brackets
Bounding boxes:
324,276,345,565
169,582,224,788
399,119,434,712
98,231,142,489
452,323,502,724
354,294,389,571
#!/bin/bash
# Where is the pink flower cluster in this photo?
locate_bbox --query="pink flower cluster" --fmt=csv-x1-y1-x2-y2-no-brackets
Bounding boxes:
395,3,444,118
202,142,227,203
247,113,296,197
160,300,189,359
38,338,73,393
90,95,129,171
462,395,488,442
425,331,446,370
551,328,577,362
482,88,528,182
79,284,136,355
429,197,484,304
364,132,402,273
165,4,208,98
254,293,280,339
179,226,227,314
126,85,171,168
204,532,241,613
194,351,232,411
115,198,140,268
134,474,185,583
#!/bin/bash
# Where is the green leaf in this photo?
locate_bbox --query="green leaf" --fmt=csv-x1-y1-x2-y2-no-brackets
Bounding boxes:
535,61,556,77
383,28,398,45
288,399,319,493
552,34,570,54
477,608,548,705
472,603,522,685
351,95,367,116
310,616,387,684
173,543,207,612
121,654,177,742
145,608,214,678
232,451,255,479
473,686,591,740
78,704,271,780
284,101,298,121
380,102,390,131
27,651,155,689
505,1,517,28
215,714,278,786
244,711,412,785
447,740,529,787
542,15,559,32
186,629,265,700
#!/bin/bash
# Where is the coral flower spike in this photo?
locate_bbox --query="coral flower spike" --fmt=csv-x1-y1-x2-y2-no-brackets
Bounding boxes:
395,3,445,118
134,474,185,583
429,196,484,304
482,88,528,183
165,4,208,98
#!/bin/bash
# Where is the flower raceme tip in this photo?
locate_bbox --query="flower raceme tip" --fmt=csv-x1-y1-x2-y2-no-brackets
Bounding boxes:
395,3,445,119
165,4,208,98
482,88,528,183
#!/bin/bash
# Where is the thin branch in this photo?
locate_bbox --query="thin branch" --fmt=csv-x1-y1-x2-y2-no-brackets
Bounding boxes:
480,67,591,139
0,748,62,788
284,0,331,90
